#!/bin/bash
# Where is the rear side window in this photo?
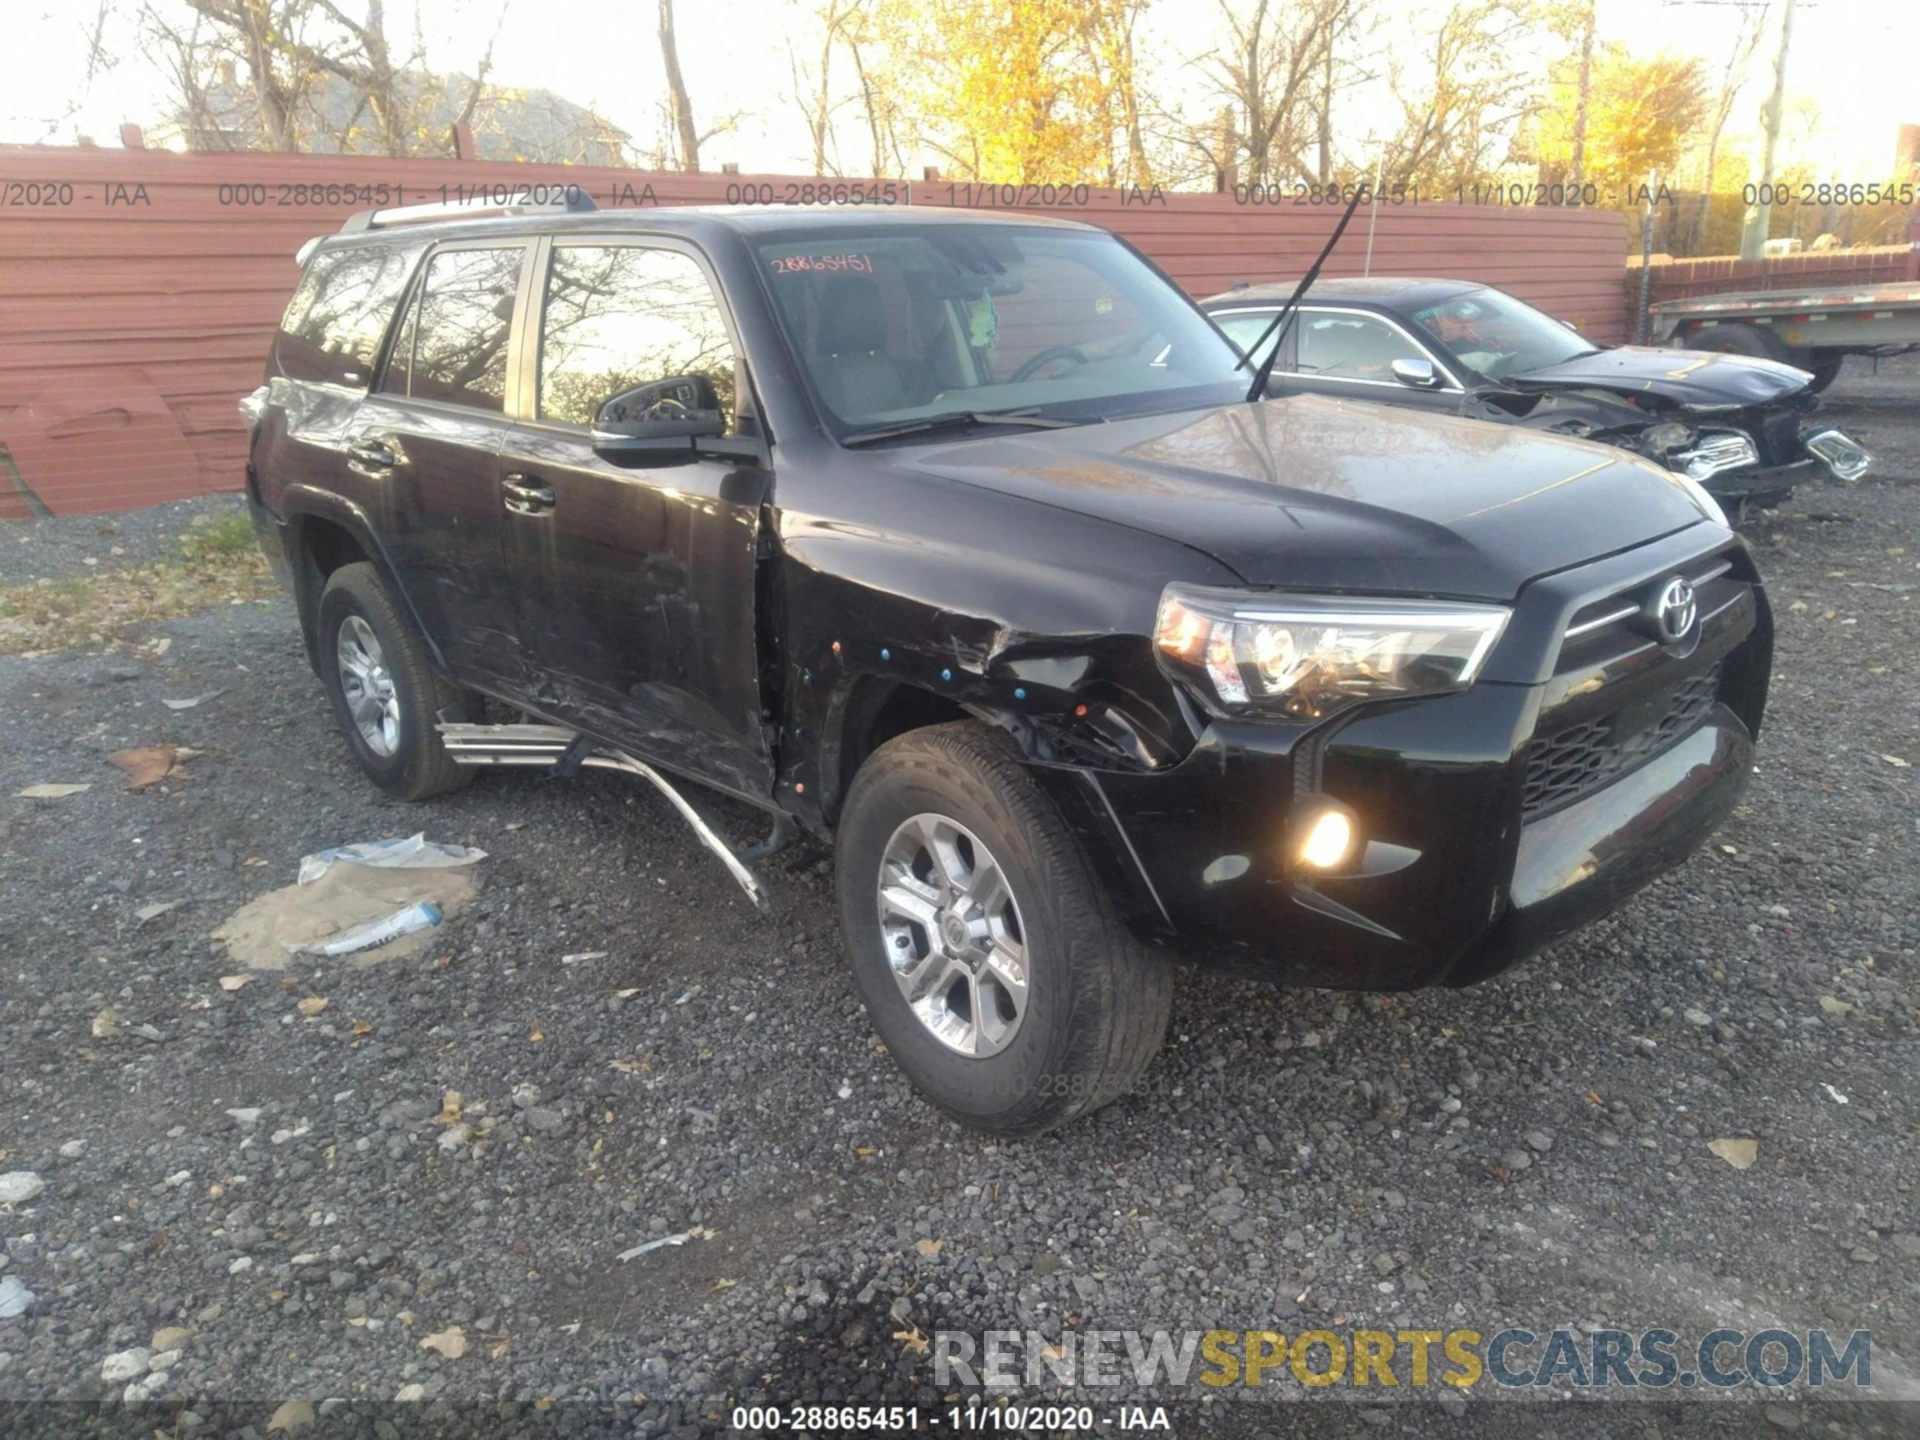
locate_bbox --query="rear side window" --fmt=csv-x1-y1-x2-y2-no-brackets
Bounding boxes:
408,247,525,413
275,244,416,387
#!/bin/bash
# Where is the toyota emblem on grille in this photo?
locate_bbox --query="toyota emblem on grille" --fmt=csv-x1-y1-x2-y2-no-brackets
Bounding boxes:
1650,576,1698,643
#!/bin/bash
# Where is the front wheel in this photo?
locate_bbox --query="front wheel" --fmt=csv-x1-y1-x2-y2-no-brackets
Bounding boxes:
835,722,1172,1135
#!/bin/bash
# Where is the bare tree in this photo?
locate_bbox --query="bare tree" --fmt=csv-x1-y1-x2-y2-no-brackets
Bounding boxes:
180,0,326,150
1691,3,1766,249
1195,0,1349,187
786,0,857,175
1380,0,1538,192
658,0,701,170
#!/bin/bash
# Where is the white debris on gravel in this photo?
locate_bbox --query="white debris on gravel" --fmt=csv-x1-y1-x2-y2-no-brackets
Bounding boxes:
0,1172,46,1205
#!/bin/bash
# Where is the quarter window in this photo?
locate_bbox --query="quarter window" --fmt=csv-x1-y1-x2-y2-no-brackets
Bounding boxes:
538,246,737,430
408,247,525,413
275,243,416,387
1296,311,1429,382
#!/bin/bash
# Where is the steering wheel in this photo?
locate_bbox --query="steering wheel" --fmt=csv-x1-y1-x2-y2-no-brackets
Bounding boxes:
1009,345,1090,384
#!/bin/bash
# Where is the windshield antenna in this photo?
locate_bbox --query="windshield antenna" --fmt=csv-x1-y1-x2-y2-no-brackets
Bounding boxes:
1241,184,1371,404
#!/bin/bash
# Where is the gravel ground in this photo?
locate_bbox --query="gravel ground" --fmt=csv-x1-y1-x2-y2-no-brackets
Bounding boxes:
0,496,245,586
0,362,1915,1439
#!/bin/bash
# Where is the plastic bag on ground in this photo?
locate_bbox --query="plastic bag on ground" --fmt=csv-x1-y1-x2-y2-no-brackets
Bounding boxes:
298,833,487,885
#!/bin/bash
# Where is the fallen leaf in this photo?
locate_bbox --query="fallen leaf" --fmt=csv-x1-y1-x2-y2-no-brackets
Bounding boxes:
17,782,90,798
106,746,197,789
1818,995,1853,1016
894,1325,930,1355
296,997,328,1017
420,1325,467,1359
528,1026,545,1043
218,974,254,991
713,1278,738,1291
1880,755,1911,769
266,1399,316,1433
91,1007,120,1039
488,1335,511,1359
1708,1138,1757,1170
351,1020,373,1036
534,1397,556,1411
915,1239,943,1257
612,988,641,999
435,1090,463,1124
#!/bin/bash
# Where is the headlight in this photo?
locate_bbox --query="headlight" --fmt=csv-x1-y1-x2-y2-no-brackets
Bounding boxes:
1154,585,1510,719
1669,430,1756,482
1638,420,1694,456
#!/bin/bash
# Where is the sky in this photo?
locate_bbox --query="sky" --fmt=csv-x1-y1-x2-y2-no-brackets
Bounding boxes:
1,0,1914,180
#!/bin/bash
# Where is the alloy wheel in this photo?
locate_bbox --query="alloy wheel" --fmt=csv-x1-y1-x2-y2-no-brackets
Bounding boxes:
336,614,401,757
875,812,1029,1057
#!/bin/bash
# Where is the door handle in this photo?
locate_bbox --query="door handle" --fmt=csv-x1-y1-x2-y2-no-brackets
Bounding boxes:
502,473,556,515
346,435,407,479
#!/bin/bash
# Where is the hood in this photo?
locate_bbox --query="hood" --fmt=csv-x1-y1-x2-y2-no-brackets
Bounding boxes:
1505,345,1812,407
901,393,1716,602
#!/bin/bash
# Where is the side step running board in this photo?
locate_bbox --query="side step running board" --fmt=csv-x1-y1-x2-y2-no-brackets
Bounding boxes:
437,723,768,911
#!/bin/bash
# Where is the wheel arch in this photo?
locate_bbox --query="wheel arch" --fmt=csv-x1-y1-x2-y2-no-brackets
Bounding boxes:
280,488,446,675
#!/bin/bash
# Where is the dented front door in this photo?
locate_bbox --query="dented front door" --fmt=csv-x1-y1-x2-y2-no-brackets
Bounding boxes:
500,238,774,800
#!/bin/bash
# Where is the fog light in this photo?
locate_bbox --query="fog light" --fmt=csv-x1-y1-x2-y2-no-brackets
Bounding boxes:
1296,802,1358,871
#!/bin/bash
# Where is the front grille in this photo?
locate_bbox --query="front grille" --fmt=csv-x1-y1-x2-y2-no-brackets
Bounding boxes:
1758,409,1802,467
1522,664,1723,821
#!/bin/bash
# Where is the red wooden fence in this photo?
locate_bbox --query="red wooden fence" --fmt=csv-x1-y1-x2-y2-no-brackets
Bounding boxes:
0,144,1630,517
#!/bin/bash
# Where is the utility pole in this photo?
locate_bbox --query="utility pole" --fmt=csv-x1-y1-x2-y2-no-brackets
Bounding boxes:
1739,0,1794,259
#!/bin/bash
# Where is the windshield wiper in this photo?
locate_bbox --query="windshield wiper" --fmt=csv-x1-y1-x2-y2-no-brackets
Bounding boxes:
1241,185,1370,403
840,408,1081,447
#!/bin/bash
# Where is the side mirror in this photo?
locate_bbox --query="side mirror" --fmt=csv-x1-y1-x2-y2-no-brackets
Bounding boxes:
1391,357,1441,389
590,376,727,465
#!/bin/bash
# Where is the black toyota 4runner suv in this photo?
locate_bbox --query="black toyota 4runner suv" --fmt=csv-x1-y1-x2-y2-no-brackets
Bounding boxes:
245,195,1771,1134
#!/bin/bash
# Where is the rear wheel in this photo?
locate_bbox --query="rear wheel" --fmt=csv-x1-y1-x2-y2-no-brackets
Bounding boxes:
1687,322,1784,361
1804,353,1845,393
316,562,474,801
836,722,1172,1135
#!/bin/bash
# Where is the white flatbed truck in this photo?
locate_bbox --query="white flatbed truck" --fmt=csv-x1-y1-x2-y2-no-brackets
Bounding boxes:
1650,277,1920,393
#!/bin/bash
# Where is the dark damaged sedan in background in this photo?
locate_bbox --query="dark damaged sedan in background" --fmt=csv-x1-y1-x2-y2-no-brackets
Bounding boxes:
1205,277,1871,519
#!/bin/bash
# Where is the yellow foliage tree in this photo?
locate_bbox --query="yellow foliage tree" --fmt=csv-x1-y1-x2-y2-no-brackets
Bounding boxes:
1531,43,1708,193
877,0,1151,184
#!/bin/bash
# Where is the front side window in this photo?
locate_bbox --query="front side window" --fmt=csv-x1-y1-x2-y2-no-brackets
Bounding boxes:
1295,311,1429,382
408,247,525,413
1410,288,1597,380
275,243,416,387
538,245,737,430
752,225,1244,436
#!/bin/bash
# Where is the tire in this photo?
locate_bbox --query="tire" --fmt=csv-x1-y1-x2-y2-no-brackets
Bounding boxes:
315,562,474,801
1687,323,1783,361
1804,354,1844,393
835,721,1172,1135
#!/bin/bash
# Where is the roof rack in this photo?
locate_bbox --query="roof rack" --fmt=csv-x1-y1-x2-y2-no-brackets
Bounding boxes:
338,187,599,234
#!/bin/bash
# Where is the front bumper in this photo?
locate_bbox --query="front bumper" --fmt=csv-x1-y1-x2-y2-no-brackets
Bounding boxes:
1692,428,1870,504
1041,531,1770,991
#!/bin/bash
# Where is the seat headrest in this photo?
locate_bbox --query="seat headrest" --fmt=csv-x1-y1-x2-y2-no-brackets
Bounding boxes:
817,274,891,355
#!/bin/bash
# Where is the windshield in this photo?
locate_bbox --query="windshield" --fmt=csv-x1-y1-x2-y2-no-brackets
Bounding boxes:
1409,287,1598,380
752,225,1246,437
